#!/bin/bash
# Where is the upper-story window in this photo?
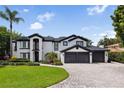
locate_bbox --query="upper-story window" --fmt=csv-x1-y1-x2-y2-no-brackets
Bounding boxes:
23,41,26,48
76,41,83,46
54,42,58,51
20,41,29,49
63,41,68,46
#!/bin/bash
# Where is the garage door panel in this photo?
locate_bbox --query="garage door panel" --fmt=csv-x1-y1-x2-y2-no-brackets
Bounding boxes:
65,52,76,63
77,52,89,63
93,52,104,62
65,52,89,63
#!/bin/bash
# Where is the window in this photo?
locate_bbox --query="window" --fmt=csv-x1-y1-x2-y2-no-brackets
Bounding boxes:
54,42,58,51
63,41,68,46
14,42,17,51
20,41,30,49
76,41,83,46
20,52,30,59
23,41,26,48
20,53,26,59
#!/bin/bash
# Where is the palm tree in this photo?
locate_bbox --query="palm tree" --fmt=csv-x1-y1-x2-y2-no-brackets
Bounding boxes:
0,6,24,57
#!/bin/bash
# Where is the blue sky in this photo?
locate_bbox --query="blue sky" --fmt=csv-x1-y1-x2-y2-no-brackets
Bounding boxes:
0,5,117,45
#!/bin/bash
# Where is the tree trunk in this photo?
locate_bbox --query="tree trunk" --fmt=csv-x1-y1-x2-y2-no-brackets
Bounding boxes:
9,22,12,57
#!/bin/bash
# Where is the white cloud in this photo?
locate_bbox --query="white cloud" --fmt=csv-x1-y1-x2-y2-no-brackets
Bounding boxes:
30,22,43,30
93,34,97,36
23,9,29,12
99,30,116,38
87,5,109,15
81,26,99,31
37,12,55,22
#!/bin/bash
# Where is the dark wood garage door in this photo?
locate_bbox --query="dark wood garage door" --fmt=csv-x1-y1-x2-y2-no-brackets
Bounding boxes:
65,52,89,63
92,51,104,62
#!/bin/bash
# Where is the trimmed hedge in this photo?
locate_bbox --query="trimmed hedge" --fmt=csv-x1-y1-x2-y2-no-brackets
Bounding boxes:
9,58,30,62
109,52,124,63
0,62,40,66
41,60,63,66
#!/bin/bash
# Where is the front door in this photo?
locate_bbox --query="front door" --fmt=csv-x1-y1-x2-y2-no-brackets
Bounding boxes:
35,51,39,62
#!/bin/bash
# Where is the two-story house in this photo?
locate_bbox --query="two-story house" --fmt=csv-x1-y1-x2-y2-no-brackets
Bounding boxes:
12,33,108,64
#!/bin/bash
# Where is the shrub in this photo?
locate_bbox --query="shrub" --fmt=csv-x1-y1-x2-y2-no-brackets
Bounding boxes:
0,56,9,60
9,58,30,62
27,62,40,66
45,52,58,63
11,56,16,60
109,52,124,63
40,60,50,64
52,60,63,65
0,62,9,65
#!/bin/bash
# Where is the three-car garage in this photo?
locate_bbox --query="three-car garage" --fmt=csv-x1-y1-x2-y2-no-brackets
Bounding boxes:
61,45,108,63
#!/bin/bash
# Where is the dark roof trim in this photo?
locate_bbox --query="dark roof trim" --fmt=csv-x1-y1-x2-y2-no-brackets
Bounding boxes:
59,34,76,42
16,36,30,41
61,45,91,52
61,45,109,52
68,36,90,42
28,33,44,38
87,46,109,51
17,39,30,41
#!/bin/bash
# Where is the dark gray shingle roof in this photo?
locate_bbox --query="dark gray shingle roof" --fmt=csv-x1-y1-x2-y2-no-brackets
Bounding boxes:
87,46,108,51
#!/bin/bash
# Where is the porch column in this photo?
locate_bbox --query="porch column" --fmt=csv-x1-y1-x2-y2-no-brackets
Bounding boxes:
30,38,33,61
105,51,108,63
60,53,64,64
89,52,92,64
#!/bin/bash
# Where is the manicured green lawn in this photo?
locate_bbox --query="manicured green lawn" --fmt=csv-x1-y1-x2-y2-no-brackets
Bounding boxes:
0,66,69,88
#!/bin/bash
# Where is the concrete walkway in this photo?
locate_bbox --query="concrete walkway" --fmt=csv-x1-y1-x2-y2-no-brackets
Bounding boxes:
50,62,124,88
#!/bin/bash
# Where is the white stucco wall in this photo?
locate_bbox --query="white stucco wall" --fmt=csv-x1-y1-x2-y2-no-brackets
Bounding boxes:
12,41,30,58
59,38,87,51
42,41,54,60
60,53,64,64
89,52,92,63
66,47,88,52
69,38,87,47
30,36,43,61
105,51,108,62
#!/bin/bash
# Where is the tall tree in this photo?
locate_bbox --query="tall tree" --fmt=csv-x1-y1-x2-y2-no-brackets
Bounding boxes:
0,26,22,56
97,35,120,47
0,6,24,57
0,26,10,56
111,5,124,46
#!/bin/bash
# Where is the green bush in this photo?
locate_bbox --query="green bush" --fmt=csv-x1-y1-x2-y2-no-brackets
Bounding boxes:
45,52,58,63
109,52,124,63
27,62,40,66
0,62,9,65
40,60,50,64
52,60,63,65
0,61,40,66
9,58,30,62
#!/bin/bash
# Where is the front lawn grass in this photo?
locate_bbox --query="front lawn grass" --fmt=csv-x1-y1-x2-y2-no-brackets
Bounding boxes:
0,66,69,88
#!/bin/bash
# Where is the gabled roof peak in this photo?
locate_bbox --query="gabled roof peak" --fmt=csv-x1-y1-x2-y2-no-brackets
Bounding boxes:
28,33,43,38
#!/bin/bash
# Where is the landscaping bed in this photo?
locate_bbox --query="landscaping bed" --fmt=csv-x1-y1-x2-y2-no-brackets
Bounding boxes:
0,66,69,88
109,52,124,63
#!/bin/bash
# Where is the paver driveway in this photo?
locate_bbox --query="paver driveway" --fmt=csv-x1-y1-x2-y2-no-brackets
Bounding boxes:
51,62,124,88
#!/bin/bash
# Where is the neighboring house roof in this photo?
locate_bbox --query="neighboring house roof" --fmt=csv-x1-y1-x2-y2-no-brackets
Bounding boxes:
106,43,120,48
61,45,108,52
15,33,90,42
